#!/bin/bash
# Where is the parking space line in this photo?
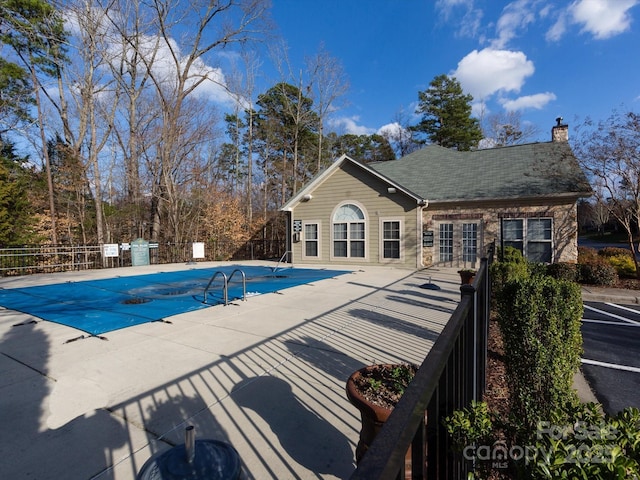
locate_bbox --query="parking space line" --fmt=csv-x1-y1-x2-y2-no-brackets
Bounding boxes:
584,304,640,325
581,318,640,327
607,302,640,317
581,358,640,374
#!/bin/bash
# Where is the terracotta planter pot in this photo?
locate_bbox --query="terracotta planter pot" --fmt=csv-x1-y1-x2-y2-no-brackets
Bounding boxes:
458,271,476,285
346,364,415,475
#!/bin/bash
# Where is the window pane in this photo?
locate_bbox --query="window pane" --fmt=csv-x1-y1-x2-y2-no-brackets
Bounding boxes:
527,218,552,240
383,221,400,240
334,204,364,221
333,223,347,240
503,219,523,241
351,241,365,257
528,242,552,263
384,241,400,258
462,223,477,263
350,223,365,240
334,241,347,257
304,224,318,240
439,224,453,262
305,242,318,256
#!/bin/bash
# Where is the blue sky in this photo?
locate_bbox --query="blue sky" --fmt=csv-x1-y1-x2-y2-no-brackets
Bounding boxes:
263,0,640,143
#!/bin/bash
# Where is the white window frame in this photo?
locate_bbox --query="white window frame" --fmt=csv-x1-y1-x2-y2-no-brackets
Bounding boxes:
379,218,403,262
462,223,478,264
439,223,454,262
502,217,553,263
302,221,321,259
330,202,368,261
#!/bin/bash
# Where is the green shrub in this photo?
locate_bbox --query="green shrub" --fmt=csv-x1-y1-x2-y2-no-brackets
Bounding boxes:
447,402,640,479
528,262,548,278
546,262,579,282
606,254,637,278
490,261,530,302
579,262,618,286
498,245,526,263
529,404,640,479
496,275,583,436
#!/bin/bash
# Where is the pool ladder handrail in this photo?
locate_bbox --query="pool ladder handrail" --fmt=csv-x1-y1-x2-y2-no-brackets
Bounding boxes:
203,269,246,306
272,250,292,273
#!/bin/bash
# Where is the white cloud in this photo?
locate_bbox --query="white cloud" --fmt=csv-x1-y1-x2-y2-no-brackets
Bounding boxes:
471,101,487,118
328,116,375,135
569,0,638,39
376,122,415,144
546,11,568,41
453,48,535,100
491,0,537,49
500,92,557,111
436,0,475,20
547,0,638,41
377,122,403,138
435,0,484,38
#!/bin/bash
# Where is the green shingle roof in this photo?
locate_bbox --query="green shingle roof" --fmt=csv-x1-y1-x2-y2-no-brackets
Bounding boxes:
369,142,592,202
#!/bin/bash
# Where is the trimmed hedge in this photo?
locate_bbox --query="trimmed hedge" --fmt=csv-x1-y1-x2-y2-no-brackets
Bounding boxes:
607,254,637,278
546,262,579,282
579,262,618,286
496,275,583,436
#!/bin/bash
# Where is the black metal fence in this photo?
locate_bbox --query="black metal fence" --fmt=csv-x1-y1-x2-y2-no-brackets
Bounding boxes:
350,246,494,479
0,240,286,276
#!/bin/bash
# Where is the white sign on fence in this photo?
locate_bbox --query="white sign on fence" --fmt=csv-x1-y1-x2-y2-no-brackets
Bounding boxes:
103,244,119,258
192,242,205,259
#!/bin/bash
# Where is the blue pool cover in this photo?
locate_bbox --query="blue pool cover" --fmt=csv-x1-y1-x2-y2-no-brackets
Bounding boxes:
0,265,350,336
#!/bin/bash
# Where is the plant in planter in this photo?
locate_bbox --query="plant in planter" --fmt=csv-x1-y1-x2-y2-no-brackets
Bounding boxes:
458,268,477,285
345,363,418,463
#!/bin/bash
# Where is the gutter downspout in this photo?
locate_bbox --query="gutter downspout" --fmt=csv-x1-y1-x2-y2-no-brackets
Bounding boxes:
417,199,429,268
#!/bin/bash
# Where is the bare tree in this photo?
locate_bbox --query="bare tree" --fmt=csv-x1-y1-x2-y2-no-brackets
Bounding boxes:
102,0,161,238
482,110,541,147
573,110,640,277
305,43,349,172
56,1,121,247
380,109,421,157
128,0,269,241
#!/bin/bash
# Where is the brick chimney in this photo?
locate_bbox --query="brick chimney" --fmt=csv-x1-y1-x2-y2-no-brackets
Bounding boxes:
552,116,568,142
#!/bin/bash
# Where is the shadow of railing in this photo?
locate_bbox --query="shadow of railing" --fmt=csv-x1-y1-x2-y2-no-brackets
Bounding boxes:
350,244,494,479
93,267,443,479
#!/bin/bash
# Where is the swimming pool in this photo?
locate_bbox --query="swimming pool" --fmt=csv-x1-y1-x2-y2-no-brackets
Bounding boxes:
0,265,350,336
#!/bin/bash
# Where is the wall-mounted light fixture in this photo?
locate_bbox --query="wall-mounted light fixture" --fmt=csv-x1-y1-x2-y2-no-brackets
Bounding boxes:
387,187,397,194
302,194,313,201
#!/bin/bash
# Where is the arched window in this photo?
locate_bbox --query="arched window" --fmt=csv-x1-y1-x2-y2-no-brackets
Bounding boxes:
333,204,365,258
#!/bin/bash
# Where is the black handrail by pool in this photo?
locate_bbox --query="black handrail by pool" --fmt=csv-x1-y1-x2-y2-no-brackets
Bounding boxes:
350,245,494,479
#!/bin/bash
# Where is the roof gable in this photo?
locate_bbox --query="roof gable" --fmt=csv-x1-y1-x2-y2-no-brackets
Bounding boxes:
280,154,424,211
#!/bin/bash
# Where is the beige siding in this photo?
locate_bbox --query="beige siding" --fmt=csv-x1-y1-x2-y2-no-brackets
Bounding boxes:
290,162,420,268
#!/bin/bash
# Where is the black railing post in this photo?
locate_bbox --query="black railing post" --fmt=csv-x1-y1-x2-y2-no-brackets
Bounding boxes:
460,283,476,403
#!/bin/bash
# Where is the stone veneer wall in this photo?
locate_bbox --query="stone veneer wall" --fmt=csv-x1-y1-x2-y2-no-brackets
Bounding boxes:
421,201,579,267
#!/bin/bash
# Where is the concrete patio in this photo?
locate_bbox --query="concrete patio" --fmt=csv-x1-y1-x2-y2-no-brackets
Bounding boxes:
0,261,463,479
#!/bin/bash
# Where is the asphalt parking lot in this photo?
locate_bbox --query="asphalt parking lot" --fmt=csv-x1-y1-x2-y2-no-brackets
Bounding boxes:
581,301,640,414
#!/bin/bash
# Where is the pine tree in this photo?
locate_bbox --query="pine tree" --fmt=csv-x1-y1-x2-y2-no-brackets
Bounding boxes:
413,74,483,151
